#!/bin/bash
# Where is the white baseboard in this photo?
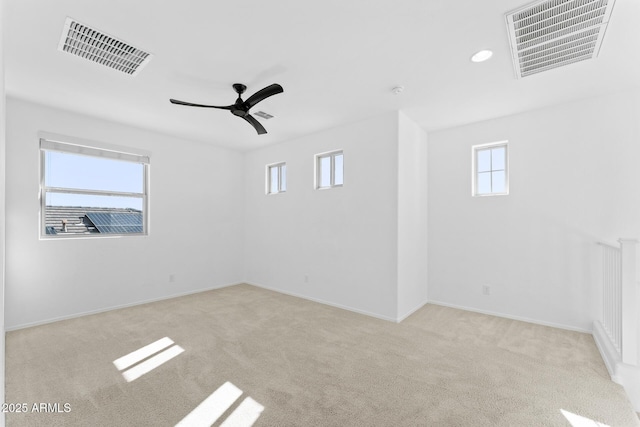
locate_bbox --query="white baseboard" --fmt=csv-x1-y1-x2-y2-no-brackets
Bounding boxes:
397,299,429,323
6,281,242,331
593,320,640,412
593,320,620,380
427,300,591,334
245,281,397,322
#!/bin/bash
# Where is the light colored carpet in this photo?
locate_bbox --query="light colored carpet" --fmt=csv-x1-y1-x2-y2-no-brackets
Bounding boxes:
6,284,638,426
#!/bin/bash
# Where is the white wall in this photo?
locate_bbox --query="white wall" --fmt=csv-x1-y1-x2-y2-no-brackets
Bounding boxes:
397,111,428,320
243,113,400,320
10,89,636,334
5,98,245,329
427,90,640,332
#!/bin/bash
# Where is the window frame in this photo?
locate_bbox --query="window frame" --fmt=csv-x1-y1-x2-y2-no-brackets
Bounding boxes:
266,162,287,195
39,135,150,239
472,141,509,197
315,150,343,190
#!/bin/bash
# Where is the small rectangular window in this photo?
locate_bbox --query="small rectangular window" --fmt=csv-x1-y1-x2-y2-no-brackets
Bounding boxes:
40,138,149,237
267,162,286,194
316,150,343,189
473,142,508,196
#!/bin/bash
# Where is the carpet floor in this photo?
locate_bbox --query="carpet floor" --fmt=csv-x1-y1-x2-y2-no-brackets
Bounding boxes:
6,284,638,426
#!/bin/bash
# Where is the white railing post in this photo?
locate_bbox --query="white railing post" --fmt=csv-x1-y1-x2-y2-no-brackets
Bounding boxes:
620,238,639,365
597,241,622,353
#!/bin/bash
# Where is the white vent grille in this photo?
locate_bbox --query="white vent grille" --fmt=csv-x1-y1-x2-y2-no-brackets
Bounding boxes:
254,111,274,120
505,0,616,78
58,18,152,76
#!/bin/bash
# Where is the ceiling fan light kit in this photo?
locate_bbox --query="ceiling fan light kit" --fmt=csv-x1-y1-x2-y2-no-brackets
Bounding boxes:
170,83,284,135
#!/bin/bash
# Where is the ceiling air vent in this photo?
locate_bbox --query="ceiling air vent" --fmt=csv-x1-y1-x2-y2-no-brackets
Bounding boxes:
58,17,152,76
254,111,274,120
505,0,616,78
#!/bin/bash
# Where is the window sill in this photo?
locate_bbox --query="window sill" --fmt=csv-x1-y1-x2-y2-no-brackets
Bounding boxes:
40,233,148,241
316,184,343,191
473,192,509,197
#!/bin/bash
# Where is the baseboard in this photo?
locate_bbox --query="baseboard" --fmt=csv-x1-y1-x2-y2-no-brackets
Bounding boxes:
245,281,397,322
427,300,591,334
396,299,429,323
593,321,640,412
593,320,620,380
6,281,242,331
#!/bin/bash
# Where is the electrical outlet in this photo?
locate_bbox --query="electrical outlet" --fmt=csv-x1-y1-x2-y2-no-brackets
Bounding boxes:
482,285,491,295
304,275,309,284
169,274,175,283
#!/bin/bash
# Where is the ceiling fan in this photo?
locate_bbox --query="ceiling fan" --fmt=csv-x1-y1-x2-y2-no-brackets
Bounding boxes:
170,83,284,135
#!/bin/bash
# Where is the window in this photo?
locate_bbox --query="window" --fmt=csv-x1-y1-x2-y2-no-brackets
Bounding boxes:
316,150,343,189
267,162,286,194
473,142,508,196
40,137,150,237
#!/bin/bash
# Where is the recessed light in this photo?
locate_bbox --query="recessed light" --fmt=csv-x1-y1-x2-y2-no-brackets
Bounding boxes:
471,50,493,63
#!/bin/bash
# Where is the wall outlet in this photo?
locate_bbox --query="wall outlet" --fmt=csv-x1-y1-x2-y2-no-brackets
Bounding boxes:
169,274,176,283
482,285,491,295
304,275,309,284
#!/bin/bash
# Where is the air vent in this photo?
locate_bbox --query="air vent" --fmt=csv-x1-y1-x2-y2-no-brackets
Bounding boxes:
58,17,152,76
254,111,274,120
505,0,616,78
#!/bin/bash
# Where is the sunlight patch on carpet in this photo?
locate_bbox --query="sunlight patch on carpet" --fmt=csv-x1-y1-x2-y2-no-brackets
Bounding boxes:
113,337,184,382
113,337,174,370
220,397,264,427
561,409,610,427
176,381,264,427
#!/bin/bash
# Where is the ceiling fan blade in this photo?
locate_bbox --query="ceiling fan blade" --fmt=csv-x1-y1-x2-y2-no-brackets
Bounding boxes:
242,84,284,109
242,114,267,135
169,99,232,110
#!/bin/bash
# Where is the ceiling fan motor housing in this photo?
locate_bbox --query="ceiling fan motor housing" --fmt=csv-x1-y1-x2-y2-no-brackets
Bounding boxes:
231,107,248,117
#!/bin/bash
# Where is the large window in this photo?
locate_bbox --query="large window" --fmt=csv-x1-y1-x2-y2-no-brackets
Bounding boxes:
266,162,286,194
316,150,343,189
40,137,150,237
473,142,508,196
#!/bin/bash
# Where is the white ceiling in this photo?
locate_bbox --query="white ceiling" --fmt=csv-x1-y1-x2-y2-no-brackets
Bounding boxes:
5,0,640,151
